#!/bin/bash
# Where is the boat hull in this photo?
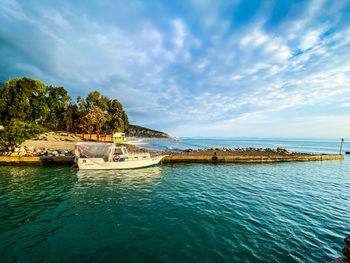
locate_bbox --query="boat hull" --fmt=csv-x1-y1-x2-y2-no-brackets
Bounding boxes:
77,155,166,170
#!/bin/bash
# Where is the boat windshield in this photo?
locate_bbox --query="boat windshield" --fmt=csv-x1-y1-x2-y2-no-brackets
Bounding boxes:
114,148,123,155
75,142,114,158
114,147,127,155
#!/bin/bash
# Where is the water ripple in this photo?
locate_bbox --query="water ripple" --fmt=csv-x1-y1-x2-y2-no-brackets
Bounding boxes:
1,159,349,262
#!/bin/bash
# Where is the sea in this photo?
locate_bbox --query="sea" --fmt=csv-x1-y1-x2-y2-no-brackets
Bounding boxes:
1,138,349,262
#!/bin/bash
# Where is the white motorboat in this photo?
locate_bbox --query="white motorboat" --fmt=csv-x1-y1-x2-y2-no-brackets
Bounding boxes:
75,142,166,170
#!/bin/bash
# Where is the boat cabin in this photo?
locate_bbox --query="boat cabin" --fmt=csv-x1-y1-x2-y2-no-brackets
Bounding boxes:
75,142,150,163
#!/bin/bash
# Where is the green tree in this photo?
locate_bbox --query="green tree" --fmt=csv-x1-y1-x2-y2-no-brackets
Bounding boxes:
46,86,71,130
80,106,107,136
77,96,87,113
0,119,45,146
64,104,84,132
86,91,109,111
0,77,49,124
105,99,129,132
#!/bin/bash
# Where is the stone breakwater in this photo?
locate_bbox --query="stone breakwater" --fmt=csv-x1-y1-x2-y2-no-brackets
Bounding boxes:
176,146,304,156
0,146,344,165
161,147,344,163
161,154,344,163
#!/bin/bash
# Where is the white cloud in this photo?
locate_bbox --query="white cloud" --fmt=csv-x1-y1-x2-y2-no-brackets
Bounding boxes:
172,19,187,48
1,0,350,137
299,29,323,50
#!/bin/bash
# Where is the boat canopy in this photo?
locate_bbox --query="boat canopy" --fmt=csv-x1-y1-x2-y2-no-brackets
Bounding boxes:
75,142,114,158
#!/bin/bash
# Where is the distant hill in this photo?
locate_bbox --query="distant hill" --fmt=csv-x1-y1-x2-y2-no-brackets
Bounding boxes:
127,124,170,138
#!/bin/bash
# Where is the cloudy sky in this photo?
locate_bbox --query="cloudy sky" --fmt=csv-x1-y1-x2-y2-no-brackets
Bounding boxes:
1,0,350,138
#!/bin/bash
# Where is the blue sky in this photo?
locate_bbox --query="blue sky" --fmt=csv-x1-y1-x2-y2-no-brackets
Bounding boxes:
1,0,350,138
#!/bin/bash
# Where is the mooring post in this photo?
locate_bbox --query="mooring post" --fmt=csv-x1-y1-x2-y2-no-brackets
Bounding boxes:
339,138,344,155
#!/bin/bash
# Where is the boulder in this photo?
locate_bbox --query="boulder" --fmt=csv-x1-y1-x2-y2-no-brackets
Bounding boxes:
343,236,350,259
331,235,350,263
183,149,193,152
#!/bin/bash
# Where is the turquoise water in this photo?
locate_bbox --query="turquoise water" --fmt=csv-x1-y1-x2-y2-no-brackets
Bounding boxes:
1,139,349,262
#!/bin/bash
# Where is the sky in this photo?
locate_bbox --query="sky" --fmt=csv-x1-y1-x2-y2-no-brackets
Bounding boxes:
0,0,350,138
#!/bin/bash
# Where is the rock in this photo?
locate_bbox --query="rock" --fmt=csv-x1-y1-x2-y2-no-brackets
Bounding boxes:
183,149,193,152
52,151,58,156
331,235,350,263
343,236,350,259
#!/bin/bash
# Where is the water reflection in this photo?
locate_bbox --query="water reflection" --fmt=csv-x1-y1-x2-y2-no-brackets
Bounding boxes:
73,167,164,206
75,166,164,187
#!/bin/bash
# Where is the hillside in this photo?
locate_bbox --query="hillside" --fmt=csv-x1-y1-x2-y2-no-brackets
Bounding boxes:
127,124,170,138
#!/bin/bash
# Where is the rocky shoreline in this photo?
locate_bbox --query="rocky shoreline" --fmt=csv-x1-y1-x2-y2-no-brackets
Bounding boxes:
170,146,306,156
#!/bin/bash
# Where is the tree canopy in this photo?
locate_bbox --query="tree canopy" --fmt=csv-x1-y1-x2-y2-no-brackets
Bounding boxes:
0,77,129,146
0,119,45,146
0,77,48,125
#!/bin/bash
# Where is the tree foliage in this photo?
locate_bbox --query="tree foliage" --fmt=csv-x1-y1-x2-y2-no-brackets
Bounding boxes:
0,77,48,124
76,92,129,133
0,119,45,146
0,77,130,146
81,106,107,135
46,86,71,130
64,104,84,132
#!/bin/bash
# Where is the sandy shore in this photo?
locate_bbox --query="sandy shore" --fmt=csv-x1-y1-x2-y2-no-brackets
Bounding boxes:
23,140,77,151
21,133,162,156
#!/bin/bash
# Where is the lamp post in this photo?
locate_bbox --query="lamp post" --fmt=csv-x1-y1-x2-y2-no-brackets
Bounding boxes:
339,138,344,155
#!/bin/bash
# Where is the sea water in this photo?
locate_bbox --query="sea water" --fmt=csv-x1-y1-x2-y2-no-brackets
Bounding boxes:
1,138,349,262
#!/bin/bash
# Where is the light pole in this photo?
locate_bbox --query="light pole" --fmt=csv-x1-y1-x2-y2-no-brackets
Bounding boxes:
339,138,344,155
